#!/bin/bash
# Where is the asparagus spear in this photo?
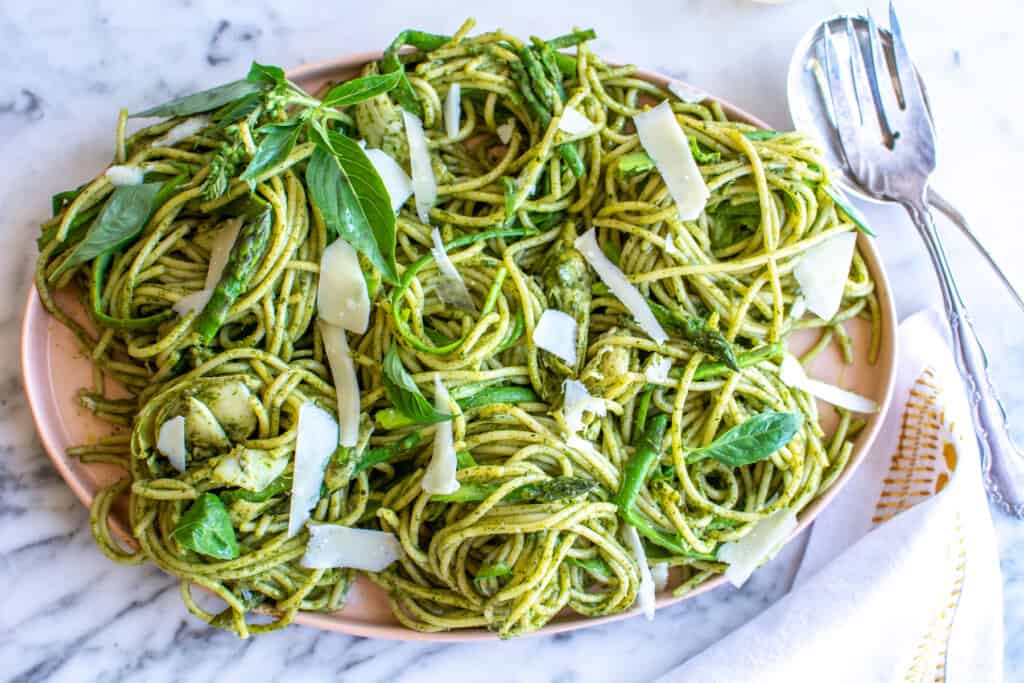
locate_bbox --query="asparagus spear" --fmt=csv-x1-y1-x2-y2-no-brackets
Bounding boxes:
613,414,716,560
432,476,596,503
194,206,272,344
647,300,739,371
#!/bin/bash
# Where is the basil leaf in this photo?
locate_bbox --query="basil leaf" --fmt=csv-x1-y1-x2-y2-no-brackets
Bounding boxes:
321,70,403,108
616,151,655,178
474,562,512,581
502,177,516,224
568,555,613,580
90,251,174,330
51,182,164,278
706,201,760,251
171,493,239,560
306,127,399,283
600,237,622,266
51,186,84,217
131,79,262,118
687,411,803,468
688,138,721,164
824,186,877,237
353,431,423,477
742,130,781,141
456,451,477,469
240,120,303,184
245,62,287,89
213,91,263,128
381,346,453,425
220,474,292,505
432,482,497,503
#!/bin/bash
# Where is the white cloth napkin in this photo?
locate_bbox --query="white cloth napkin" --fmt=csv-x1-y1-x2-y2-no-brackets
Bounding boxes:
657,310,1004,683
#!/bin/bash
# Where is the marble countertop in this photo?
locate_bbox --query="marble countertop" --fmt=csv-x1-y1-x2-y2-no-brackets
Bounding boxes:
2,0,1021,680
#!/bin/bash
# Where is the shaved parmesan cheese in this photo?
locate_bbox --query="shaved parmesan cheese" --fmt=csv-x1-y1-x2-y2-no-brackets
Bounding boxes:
719,509,797,588
633,101,709,220
562,379,607,434
365,148,413,214
645,355,673,383
533,309,578,366
157,415,187,473
651,562,669,592
173,288,213,317
558,106,595,136
105,165,145,186
402,109,437,224
790,295,807,322
780,354,879,413
664,233,683,259
496,119,515,144
667,80,708,104
205,219,242,289
317,237,370,333
152,114,210,148
301,522,402,571
287,403,339,539
624,524,656,620
794,232,857,322
423,375,459,495
430,228,475,311
173,219,242,317
318,321,361,447
575,230,668,345
444,83,461,140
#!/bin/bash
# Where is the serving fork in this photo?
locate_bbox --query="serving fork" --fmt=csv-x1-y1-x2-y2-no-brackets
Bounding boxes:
819,2,1024,517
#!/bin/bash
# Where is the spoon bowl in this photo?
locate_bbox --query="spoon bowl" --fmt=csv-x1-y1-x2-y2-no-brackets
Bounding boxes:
786,13,932,204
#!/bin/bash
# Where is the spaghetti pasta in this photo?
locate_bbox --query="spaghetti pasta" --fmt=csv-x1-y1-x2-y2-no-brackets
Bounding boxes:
35,20,877,638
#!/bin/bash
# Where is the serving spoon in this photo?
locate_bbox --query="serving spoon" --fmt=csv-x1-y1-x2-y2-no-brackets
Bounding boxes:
787,10,1024,314
787,3,1024,517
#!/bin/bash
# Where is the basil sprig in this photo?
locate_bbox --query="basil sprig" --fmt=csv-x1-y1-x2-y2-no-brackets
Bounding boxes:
119,61,406,290
131,62,290,119
171,493,239,560
686,411,804,468
381,346,453,425
306,124,400,284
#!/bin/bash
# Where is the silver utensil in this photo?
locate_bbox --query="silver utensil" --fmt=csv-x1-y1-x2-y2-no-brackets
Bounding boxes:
788,10,1024,314
807,2,1024,517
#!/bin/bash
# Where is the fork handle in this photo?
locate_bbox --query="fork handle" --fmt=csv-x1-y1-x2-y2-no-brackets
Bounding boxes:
905,199,1024,517
928,188,1024,314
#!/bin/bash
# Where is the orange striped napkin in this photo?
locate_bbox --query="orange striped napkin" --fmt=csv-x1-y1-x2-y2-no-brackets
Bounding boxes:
658,310,1003,682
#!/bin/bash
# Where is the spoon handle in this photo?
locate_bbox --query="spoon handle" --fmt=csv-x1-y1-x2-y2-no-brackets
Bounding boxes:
905,198,1024,518
928,188,1024,314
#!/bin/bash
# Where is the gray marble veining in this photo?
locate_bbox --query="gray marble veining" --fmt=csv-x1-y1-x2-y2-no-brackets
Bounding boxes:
2,1,1021,681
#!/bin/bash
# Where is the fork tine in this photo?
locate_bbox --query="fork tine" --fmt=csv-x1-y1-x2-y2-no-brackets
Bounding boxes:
821,25,863,169
888,1,927,112
843,18,867,126
863,11,899,145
